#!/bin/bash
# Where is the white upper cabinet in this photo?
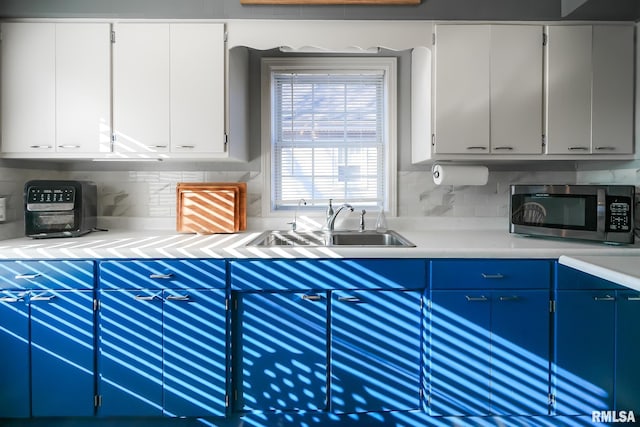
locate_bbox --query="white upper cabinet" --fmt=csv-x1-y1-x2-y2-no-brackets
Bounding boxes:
112,23,171,154
1,23,111,156
432,24,543,157
546,25,634,155
56,23,112,154
112,22,226,157
170,24,226,155
433,25,491,155
490,25,543,155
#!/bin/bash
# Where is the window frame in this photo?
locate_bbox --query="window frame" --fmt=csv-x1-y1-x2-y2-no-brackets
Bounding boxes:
261,56,397,217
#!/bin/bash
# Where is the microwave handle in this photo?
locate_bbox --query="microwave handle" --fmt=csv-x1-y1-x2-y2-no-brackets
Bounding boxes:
597,188,607,238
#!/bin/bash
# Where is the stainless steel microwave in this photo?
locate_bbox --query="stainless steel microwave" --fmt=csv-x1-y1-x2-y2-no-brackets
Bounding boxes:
509,184,637,244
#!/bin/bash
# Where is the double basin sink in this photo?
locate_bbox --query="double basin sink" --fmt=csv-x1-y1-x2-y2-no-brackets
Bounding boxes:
247,230,415,247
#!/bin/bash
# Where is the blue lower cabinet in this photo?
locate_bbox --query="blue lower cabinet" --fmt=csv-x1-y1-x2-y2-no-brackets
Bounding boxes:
98,288,227,417
30,290,95,417
616,291,640,413
234,291,328,412
430,289,550,416
0,290,30,418
163,289,227,417
98,289,164,416
331,290,422,413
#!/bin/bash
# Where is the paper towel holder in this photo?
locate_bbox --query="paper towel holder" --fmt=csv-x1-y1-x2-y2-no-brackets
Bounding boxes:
431,163,489,186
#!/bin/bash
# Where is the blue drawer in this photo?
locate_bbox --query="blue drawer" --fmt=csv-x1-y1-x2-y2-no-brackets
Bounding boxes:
99,259,226,290
0,260,94,290
231,259,427,291
431,259,551,290
556,264,624,290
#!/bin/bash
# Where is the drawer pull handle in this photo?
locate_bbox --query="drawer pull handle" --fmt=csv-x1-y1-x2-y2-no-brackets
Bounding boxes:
626,296,640,301
338,296,362,303
499,296,520,301
466,146,487,151
134,294,159,301
568,146,589,151
30,294,56,301
149,273,174,280
0,296,22,303
166,295,190,301
302,294,322,301
174,145,195,149
15,273,42,280
594,295,615,301
481,273,504,279
58,145,81,149
465,295,488,302
29,145,53,149
595,146,616,151
493,146,514,151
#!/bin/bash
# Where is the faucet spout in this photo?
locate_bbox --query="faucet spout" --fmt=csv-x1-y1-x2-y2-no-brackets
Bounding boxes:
327,204,354,231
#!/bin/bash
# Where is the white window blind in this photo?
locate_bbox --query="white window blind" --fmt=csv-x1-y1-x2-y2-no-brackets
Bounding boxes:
271,71,386,210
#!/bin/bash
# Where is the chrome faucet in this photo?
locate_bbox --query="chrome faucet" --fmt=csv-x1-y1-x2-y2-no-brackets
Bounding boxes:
326,203,354,231
288,198,307,231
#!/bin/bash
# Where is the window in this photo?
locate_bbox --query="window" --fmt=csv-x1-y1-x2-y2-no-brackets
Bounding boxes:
262,57,397,215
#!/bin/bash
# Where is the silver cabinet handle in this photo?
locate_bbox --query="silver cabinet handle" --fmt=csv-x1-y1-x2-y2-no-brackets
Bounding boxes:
0,296,23,302
499,296,520,301
338,296,362,303
594,295,615,301
493,146,514,151
134,294,160,301
30,293,56,301
595,146,617,151
465,295,488,302
147,145,167,149
166,295,190,301
626,295,640,301
29,145,53,149
568,146,589,151
302,294,322,301
466,146,487,151
58,145,81,149
174,145,195,149
481,273,504,279
149,273,174,279
15,273,42,280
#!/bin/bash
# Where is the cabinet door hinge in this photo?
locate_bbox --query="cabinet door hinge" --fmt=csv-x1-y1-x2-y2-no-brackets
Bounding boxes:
224,133,229,152
225,394,229,407
542,33,547,46
427,299,432,311
541,134,546,149
431,134,436,147
224,31,229,43
111,30,116,43
550,300,556,313
94,394,102,408
94,299,100,311
548,393,556,406
432,33,436,46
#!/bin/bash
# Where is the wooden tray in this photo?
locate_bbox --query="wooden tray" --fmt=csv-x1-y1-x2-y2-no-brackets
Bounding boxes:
177,182,247,234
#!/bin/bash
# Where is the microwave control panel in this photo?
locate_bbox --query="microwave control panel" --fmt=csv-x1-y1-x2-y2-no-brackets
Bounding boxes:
606,196,632,232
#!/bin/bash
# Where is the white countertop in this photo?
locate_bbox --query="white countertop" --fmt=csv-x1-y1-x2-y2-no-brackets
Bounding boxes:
558,255,640,292
0,227,639,260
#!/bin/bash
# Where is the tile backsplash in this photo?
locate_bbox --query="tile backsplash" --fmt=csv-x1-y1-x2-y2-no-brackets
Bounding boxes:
2,162,638,239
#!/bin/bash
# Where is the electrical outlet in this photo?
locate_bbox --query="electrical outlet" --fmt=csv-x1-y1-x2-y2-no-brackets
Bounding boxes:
0,197,6,222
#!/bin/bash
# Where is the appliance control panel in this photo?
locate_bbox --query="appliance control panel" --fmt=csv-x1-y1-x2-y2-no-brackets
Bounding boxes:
26,185,76,212
606,196,632,232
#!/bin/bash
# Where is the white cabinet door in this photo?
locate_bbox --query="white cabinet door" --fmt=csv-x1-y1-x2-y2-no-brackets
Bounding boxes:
490,25,543,154
433,25,491,155
546,26,593,154
1,23,55,153
56,23,112,154
591,25,634,155
170,23,226,155
546,25,633,156
112,23,171,154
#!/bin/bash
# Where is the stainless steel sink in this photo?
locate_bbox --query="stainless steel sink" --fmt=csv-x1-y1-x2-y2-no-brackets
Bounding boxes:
246,230,415,247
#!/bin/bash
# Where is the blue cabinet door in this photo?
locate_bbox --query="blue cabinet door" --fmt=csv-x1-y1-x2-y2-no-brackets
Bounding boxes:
490,290,550,415
30,290,95,417
98,289,163,416
616,290,640,412
554,290,615,415
331,289,422,413
0,290,29,418
163,289,227,417
429,290,491,416
235,291,327,412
